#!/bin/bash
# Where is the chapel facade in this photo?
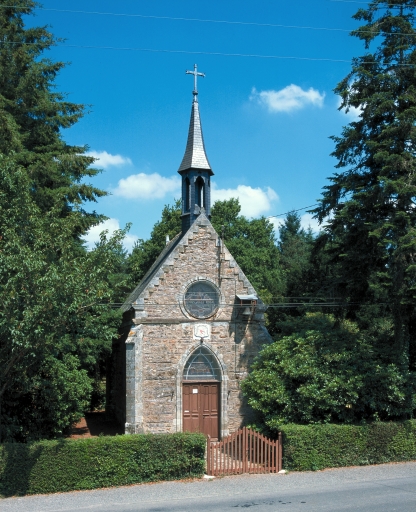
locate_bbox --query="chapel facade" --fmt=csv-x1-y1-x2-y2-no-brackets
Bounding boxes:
108,67,272,439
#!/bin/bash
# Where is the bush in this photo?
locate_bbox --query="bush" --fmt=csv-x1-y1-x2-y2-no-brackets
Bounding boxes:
0,432,206,497
281,421,416,471
241,313,413,431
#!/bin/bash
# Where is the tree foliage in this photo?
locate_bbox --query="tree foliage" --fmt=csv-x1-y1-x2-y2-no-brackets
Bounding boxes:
127,200,182,287
241,313,412,432
0,156,125,441
211,198,284,298
0,155,126,441
277,211,314,299
244,1,416,427
314,0,416,366
0,1,105,234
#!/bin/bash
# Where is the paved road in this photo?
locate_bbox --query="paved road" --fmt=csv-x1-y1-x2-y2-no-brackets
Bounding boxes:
2,462,416,512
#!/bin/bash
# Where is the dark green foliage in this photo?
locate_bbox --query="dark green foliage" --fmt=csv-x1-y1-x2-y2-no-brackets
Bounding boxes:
0,4,129,440
127,200,182,286
3,355,92,442
281,421,416,471
211,198,284,300
0,1,105,233
0,432,206,497
241,313,413,431
267,211,317,337
278,212,314,299
314,1,416,375
0,155,125,441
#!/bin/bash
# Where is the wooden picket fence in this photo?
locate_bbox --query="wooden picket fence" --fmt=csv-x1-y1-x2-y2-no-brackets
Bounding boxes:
206,427,282,476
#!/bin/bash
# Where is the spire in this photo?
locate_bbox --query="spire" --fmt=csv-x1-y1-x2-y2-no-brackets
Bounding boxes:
178,64,213,175
178,98,213,173
178,65,214,233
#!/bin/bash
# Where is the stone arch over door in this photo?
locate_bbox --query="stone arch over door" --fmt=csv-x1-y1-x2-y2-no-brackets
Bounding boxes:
175,341,228,438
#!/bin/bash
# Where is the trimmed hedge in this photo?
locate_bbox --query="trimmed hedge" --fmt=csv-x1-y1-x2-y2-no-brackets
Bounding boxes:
281,420,416,471
0,432,206,497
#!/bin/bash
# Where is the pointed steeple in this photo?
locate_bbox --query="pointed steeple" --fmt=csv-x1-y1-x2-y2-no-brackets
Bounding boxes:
178,65,214,234
178,97,213,173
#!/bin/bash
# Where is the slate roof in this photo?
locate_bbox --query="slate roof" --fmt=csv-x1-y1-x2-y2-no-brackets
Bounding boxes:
178,98,213,174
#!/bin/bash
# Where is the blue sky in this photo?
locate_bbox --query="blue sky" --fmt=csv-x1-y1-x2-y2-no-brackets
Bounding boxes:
26,0,367,249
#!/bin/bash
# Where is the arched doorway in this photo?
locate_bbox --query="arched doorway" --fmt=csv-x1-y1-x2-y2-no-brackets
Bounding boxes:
182,346,220,439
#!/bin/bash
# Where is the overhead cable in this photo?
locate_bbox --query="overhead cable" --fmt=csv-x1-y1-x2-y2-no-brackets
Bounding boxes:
0,5,415,35
1,41,415,65
330,0,404,6
266,204,319,219
0,42,354,62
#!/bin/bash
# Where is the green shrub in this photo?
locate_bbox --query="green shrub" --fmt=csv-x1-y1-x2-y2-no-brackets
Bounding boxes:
0,432,206,497
241,313,412,430
281,421,416,471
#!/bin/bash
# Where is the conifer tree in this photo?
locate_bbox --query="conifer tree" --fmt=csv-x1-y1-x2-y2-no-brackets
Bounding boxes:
0,1,105,235
0,3,125,440
278,212,314,299
315,0,416,382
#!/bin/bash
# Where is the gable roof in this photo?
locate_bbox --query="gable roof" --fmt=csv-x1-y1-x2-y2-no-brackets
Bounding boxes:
121,213,262,314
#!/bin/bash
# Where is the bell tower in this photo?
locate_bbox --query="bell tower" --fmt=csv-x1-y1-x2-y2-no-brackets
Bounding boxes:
178,64,214,233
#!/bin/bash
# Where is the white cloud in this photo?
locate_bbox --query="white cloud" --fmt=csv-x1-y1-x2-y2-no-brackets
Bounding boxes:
268,217,284,234
338,97,363,121
87,150,132,169
113,172,181,200
250,84,325,113
342,104,363,121
212,183,278,217
83,218,138,252
300,213,321,233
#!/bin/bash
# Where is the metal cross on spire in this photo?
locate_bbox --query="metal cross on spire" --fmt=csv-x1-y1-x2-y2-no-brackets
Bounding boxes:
186,64,205,97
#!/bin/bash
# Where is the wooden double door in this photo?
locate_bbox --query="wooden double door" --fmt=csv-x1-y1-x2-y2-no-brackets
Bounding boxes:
183,382,220,440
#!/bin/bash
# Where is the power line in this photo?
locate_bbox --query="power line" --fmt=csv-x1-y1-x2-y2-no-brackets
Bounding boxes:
2,42,415,66
330,0,405,6
6,5,354,32
266,204,319,220
1,5,415,36
97,299,378,307
0,42,354,62
0,5,354,33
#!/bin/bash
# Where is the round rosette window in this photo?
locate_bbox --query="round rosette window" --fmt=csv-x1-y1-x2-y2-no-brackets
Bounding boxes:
184,281,220,319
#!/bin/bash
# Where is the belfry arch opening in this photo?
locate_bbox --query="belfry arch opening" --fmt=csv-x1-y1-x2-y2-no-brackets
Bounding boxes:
195,176,205,208
185,177,191,211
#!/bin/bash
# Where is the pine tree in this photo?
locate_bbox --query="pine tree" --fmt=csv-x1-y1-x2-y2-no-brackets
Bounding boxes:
0,1,105,235
0,3,125,440
315,0,416,399
278,212,314,299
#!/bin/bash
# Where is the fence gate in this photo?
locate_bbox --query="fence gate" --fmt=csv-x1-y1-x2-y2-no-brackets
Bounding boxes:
206,427,282,477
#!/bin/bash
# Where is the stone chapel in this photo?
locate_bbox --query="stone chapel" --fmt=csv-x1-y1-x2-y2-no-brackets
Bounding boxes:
108,66,272,439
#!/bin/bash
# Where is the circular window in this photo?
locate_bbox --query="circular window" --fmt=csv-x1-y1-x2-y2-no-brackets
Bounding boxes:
184,281,220,319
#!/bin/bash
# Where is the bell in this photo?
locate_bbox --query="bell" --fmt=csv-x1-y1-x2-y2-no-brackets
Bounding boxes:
242,306,251,316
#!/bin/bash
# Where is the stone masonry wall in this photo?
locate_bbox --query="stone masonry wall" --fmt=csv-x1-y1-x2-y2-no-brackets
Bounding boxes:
122,217,272,436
